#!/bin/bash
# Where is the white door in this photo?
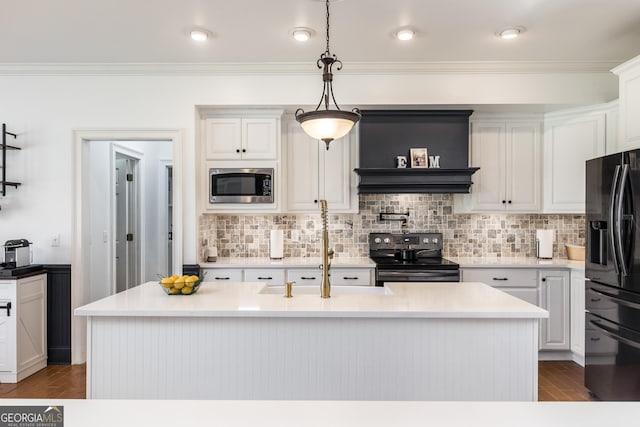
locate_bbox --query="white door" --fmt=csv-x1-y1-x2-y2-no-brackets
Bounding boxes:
204,118,242,159
286,122,320,211
242,118,277,159
506,122,541,211
470,122,506,211
115,153,140,293
320,135,351,212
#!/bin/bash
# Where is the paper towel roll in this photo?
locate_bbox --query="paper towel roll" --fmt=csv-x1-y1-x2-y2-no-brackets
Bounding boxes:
536,229,555,259
270,230,284,259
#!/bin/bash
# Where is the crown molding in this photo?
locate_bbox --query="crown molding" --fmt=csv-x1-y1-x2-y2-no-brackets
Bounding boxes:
611,54,640,75
0,60,622,76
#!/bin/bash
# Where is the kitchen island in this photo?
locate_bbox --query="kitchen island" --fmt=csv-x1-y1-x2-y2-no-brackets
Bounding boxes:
75,281,547,401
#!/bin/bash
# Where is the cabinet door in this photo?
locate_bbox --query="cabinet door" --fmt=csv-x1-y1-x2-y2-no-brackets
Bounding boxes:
539,270,570,350
202,268,243,282
470,122,507,211
331,268,374,286
287,269,322,285
506,122,541,212
616,62,640,152
320,134,351,212
570,272,585,363
543,113,605,213
242,118,277,160
204,118,242,160
286,122,320,211
244,269,286,286
17,275,46,372
0,281,16,373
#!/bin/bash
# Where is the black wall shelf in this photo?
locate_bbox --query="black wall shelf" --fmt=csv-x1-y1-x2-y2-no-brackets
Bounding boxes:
1,123,21,197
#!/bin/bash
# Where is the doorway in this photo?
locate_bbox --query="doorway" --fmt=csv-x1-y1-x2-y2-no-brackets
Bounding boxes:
114,152,140,293
73,129,183,365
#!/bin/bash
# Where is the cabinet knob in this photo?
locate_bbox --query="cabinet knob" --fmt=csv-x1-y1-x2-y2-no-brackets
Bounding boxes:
502,200,506,204
314,199,318,203
541,277,546,282
242,149,246,153
236,149,240,153
508,200,512,204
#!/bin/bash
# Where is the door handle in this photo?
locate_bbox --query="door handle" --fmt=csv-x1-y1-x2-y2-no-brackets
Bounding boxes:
616,164,630,276
492,277,508,281
301,277,316,280
609,165,621,274
257,277,273,280
0,302,11,317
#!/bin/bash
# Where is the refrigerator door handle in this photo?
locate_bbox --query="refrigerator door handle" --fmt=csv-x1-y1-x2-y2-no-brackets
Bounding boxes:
590,286,640,310
609,165,621,274
616,164,630,276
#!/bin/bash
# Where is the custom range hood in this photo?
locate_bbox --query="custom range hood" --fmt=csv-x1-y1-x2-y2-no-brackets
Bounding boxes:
354,110,479,194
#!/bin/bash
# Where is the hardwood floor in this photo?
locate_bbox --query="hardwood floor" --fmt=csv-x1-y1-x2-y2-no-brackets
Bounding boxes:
0,361,590,401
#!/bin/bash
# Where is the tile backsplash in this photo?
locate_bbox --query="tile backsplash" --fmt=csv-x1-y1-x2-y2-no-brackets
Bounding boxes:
199,194,585,260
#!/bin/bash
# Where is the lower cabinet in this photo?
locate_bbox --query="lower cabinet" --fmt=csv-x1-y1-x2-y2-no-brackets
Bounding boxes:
0,273,47,383
570,270,585,364
539,270,570,350
202,266,375,287
461,267,571,352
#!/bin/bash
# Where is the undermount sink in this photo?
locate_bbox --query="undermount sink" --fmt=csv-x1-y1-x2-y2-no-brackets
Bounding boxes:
259,285,393,296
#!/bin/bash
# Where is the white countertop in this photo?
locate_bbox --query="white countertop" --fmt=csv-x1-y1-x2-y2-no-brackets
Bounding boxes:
75,281,547,319
452,256,585,271
4,399,638,427
201,256,375,268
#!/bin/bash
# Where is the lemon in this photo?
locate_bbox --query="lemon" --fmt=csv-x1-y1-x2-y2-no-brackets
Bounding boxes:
181,286,193,295
168,287,181,294
173,281,185,290
160,277,175,288
185,276,198,287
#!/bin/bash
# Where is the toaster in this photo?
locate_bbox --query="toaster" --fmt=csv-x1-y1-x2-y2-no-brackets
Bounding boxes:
3,239,31,267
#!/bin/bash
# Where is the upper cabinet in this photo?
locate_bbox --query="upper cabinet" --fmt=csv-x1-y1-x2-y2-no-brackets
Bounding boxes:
285,119,357,213
458,118,541,212
542,102,615,213
203,114,280,160
613,54,640,152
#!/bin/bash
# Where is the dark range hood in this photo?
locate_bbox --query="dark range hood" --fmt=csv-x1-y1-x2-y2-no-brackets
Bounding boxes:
355,110,479,194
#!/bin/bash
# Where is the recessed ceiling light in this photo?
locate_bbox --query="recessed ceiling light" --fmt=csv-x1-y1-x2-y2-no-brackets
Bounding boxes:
497,26,525,40
190,29,209,42
395,28,415,41
290,27,314,42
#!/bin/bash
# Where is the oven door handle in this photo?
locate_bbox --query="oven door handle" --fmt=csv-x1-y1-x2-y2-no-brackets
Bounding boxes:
378,270,458,278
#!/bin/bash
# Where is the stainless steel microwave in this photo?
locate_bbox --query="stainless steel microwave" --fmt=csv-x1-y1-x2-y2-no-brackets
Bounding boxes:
209,168,274,204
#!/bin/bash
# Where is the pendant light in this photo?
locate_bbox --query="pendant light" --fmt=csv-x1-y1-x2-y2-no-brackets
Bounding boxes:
296,0,361,150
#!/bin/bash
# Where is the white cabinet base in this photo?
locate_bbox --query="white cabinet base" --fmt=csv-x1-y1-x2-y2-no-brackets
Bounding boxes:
86,316,539,401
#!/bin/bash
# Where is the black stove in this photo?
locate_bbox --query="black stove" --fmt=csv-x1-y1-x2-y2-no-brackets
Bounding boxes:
0,263,44,278
369,232,459,285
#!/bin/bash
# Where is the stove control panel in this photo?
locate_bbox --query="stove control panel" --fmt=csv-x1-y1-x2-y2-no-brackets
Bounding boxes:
369,232,444,251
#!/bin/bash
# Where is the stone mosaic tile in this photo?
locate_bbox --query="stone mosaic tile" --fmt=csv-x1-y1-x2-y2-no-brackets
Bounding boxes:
199,195,585,261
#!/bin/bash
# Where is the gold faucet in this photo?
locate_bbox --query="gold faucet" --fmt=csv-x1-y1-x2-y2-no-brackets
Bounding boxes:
320,200,334,298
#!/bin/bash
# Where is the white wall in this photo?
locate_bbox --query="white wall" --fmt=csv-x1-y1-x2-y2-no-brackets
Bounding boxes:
0,70,619,267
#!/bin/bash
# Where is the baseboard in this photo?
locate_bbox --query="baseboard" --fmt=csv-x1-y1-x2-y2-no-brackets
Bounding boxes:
538,350,574,361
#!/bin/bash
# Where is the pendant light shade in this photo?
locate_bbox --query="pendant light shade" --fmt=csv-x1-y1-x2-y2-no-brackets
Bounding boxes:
296,0,360,150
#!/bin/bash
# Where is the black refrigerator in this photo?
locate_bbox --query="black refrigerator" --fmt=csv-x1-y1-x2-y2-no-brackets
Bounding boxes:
585,150,640,400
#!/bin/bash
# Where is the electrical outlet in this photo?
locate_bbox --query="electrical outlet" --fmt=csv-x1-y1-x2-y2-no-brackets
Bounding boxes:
291,230,300,242
51,233,60,247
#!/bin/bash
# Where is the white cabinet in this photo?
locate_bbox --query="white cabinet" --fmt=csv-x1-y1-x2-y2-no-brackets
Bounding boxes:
244,269,286,286
539,270,570,351
0,273,47,383
285,120,357,213
543,103,615,213
462,119,541,212
202,265,375,287
462,266,571,353
204,116,279,160
461,268,538,306
612,54,640,152
570,270,585,365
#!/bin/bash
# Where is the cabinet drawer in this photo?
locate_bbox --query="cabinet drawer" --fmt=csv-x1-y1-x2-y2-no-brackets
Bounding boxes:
203,269,242,282
287,269,322,285
462,268,537,287
331,268,373,286
244,269,285,286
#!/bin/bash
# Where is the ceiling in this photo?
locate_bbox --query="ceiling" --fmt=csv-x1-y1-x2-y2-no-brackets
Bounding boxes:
2,0,640,68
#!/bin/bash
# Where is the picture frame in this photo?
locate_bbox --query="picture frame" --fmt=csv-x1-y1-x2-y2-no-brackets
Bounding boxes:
410,148,428,168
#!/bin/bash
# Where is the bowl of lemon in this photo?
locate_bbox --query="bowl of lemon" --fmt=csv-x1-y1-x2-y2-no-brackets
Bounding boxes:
159,274,203,295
